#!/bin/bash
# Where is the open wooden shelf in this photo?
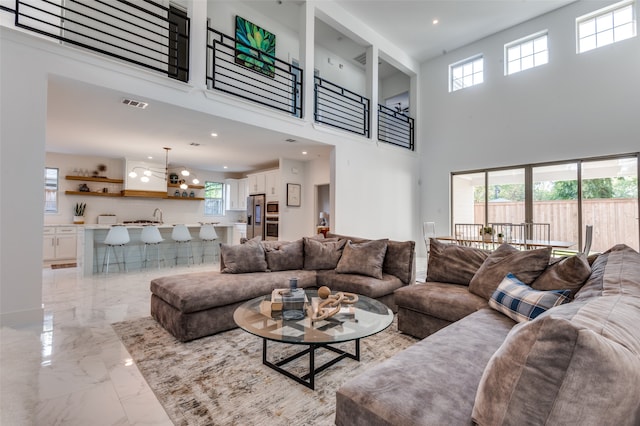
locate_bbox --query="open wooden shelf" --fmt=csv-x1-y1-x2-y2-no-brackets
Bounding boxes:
65,191,122,197
167,183,204,189
65,175,124,183
167,196,205,200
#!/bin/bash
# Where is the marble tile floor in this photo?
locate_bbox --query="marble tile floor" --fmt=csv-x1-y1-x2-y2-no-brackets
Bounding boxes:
1,257,428,426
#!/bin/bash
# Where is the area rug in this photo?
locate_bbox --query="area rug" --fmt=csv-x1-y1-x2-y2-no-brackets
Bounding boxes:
112,316,417,426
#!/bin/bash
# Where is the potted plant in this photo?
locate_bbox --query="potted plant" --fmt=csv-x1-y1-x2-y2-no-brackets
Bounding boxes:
73,202,86,224
497,232,504,243
480,226,493,242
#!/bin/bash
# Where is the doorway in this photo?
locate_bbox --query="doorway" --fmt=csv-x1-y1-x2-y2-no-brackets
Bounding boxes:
316,184,330,235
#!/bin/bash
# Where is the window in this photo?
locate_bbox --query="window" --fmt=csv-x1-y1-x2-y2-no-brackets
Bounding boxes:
451,154,639,253
577,0,637,53
505,32,548,75
45,167,58,213
204,181,225,216
449,55,483,92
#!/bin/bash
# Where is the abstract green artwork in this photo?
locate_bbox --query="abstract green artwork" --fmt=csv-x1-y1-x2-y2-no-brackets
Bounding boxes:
235,16,276,78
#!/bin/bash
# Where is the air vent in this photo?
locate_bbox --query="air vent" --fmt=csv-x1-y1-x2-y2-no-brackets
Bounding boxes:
353,52,367,65
285,138,297,143
190,142,201,146
122,98,148,109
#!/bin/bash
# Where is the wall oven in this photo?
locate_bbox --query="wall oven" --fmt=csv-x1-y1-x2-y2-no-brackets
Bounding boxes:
265,215,278,241
266,201,279,215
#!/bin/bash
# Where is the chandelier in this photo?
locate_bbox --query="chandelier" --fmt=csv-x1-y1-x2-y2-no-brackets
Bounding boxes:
128,147,199,190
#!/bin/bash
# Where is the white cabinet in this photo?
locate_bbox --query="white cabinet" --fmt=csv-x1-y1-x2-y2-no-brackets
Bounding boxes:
226,178,249,211
43,226,77,261
232,223,247,245
265,170,279,197
247,173,266,194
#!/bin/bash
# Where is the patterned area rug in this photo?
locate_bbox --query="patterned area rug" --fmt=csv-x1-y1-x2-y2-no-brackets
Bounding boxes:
112,316,417,426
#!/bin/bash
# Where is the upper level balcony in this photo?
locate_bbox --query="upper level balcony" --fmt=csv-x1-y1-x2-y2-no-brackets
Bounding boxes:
1,0,415,150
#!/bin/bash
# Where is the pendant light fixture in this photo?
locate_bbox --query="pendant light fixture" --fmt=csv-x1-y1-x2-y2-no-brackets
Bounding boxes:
128,147,198,188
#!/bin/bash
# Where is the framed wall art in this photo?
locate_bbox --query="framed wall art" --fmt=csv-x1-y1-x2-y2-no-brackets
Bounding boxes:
235,16,276,78
287,183,301,207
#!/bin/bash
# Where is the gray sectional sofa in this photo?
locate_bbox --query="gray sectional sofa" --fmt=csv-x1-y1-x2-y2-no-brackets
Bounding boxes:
335,240,640,425
150,233,415,342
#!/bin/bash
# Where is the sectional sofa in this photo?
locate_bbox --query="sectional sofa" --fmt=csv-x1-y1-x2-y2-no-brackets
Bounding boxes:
335,240,640,425
150,233,415,342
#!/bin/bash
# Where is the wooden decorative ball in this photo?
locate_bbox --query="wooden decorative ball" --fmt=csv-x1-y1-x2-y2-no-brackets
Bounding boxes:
318,286,332,299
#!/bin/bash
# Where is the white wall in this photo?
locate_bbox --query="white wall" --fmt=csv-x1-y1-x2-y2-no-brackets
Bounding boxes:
420,0,640,242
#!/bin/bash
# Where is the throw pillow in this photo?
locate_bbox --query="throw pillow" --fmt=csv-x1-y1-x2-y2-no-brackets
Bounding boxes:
469,244,551,300
426,238,491,285
303,237,347,270
335,239,389,279
220,239,268,273
262,239,304,271
383,240,416,284
488,273,572,323
531,253,591,296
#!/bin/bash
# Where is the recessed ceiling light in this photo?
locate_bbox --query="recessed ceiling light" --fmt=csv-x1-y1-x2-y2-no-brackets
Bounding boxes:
302,151,308,155
147,156,153,160
432,19,439,25
210,132,218,137
223,166,228,169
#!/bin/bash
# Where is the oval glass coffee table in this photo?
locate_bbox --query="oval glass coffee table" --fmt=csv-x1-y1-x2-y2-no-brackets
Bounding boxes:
233,289,393,390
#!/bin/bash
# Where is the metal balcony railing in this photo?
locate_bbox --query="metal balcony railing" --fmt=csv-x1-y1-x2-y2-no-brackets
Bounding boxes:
378,104,415,150
206,27,303,118
7,0,189,82
314,77,370,137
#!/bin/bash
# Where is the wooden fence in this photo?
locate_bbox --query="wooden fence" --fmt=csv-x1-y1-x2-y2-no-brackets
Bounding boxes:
474,199,639,252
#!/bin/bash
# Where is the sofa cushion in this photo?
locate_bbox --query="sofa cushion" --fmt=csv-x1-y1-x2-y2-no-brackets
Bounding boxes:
383,240,416,284
336,309,515,426
575,244,640,300
489,273,571,323
469,244,551,300
262,239,304,271
335,239,388,279
220,238,268,273
426,238,490,285
303,237,347,270
394,282,488,323
150,270,317,313
317,269,404,299
472,294,640,426
531,253,591,296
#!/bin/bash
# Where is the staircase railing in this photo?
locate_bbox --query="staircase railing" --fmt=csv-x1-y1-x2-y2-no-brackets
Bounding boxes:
8,0,189,82
206,27,303,118
314,76,370,137
378,104,415,150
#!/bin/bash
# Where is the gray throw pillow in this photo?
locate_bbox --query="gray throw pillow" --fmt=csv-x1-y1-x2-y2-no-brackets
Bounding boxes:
220,239,268,273
336,239,388,279
469,244,551,300
531,253,591,296
303,237,347,270
383,240,415,284
262,239,304,271
426,238,491,285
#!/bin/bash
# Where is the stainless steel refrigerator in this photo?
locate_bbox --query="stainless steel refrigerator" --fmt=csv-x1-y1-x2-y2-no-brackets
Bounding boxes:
246,194,265,240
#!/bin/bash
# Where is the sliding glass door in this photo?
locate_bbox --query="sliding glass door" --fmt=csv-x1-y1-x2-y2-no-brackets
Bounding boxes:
532,163,578,245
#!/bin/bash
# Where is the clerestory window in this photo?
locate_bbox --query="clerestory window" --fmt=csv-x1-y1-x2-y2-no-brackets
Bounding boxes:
577,0,637,53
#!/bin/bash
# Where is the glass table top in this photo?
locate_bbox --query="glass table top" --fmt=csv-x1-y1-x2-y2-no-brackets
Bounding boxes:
233,289,393,345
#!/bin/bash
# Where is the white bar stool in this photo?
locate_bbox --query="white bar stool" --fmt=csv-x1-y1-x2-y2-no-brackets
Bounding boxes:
199,223,219,263
172,224,194,266
102,225,130,273
140,225,165,269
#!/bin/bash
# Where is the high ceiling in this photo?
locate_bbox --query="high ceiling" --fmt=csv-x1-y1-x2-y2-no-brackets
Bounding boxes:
46,0,576,173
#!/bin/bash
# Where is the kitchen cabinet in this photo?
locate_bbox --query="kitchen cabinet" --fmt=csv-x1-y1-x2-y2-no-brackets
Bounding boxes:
43,226,77,261
225,178,248,210
247,173,266,194
265,170,279,197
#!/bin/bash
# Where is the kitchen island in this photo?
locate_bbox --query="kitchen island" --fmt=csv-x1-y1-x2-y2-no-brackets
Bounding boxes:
79,223,235,275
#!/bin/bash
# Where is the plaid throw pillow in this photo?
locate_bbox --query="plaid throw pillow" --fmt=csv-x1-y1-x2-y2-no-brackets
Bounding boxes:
489,273,572,323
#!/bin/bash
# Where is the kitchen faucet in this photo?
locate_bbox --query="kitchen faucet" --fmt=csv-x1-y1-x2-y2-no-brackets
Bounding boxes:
153,208,163,224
